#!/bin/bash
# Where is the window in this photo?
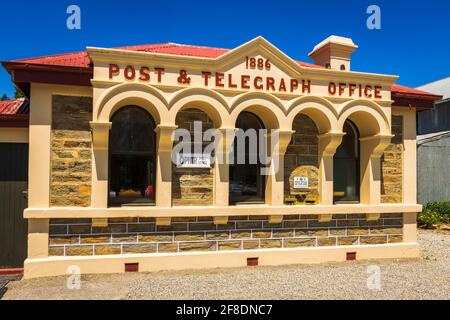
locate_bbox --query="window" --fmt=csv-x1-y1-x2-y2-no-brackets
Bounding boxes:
109,106,156,206
333,120,360,203
229,112,266,205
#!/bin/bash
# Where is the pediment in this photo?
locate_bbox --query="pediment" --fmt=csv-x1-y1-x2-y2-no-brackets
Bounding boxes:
211,36,305,78
88,36,397,100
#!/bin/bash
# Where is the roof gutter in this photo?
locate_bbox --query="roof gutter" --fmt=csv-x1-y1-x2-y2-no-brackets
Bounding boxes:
0,114,29,128
1,61,93,96
392,91,443,110
417,132,450,146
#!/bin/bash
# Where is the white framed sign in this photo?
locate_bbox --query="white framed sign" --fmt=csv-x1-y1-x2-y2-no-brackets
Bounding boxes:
176,154,212,168
294,176,309,189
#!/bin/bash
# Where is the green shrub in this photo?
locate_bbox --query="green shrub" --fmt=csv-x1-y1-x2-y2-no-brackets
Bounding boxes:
418,202,450,228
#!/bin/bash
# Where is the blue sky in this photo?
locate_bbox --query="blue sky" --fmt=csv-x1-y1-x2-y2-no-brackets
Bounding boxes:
1,0,449,98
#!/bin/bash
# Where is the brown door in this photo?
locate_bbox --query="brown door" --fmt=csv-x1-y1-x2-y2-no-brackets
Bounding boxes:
0,143,28,268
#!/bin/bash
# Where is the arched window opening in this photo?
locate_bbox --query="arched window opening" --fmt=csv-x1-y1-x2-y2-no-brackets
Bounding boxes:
230,111,266,205
333,120,360,204
172,108,215,206
109,106,156,206
284,114,320,204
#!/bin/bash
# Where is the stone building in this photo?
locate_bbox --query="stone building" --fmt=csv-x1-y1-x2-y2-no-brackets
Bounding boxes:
0,36,442,278
417,77,450,135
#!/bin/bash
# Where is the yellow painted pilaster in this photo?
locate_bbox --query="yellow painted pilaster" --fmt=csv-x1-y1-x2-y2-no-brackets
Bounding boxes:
266,130,294,206
318,133,345,205
28,84,52,208
155,125,177,208
403,213,418,243
359,134,393,205
214,128,237,207
90,122,112,208
27,219,49,259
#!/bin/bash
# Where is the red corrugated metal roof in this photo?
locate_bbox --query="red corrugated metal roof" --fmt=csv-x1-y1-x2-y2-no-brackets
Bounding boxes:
16,51,91,68
7,42,438,98
0,98,29,115
0,98,29,127
295,60,324,68
14,43,229,67
119,43,230,58
14,43,324,69
391,84,440,97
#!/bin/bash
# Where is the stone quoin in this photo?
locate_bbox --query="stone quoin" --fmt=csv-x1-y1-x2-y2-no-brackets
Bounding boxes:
0,35,442,279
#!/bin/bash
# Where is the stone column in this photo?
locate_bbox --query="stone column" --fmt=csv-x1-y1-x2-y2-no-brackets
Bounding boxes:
359,134,393,205
266,130,294,206
318,133,345,205
90,122,112,208
155,125,177,207
214,128,237,207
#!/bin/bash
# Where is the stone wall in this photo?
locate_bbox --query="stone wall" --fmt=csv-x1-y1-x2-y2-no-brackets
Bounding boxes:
50,95,93,207
172,109,214,206
381,115,403,204
284,114,319,202
48,214,403,256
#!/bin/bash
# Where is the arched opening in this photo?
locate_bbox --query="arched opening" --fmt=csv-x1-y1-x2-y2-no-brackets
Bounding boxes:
230,111,266,205
333,120,360,204
284,114,319,204
109,106,156,206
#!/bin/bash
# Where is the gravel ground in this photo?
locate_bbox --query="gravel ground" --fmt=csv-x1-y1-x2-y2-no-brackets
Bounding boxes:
0,275,21,299
2,229,450,300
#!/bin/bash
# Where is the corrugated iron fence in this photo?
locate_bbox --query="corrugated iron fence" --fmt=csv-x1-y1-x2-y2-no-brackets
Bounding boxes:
418,135,450,204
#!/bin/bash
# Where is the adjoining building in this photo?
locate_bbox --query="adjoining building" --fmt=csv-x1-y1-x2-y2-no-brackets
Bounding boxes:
417,77,450,135
416,77,450,204
0,36,442,278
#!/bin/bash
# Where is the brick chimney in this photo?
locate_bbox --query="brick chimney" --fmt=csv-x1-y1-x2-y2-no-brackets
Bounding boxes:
308,35,358,71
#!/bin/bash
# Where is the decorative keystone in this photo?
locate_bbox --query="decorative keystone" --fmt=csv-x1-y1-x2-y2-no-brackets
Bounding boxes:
319,214,333,223
214,216,229,225
269,215,284,225
92,218,108,228
156,217,171,226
